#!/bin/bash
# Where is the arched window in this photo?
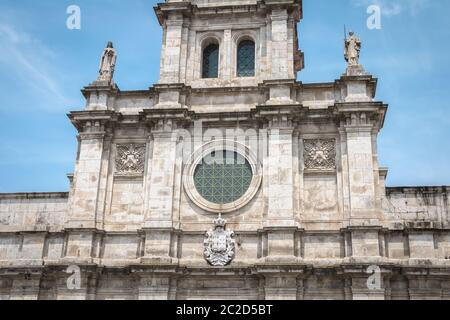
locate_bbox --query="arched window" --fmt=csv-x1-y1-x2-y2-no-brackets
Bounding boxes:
202,43,219,78
237,40,255,77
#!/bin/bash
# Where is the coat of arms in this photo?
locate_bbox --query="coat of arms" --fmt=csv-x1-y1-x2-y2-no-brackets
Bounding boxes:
204,214,235,266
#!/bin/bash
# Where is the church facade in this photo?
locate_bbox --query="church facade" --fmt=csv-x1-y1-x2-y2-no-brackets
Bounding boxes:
1,0,450,300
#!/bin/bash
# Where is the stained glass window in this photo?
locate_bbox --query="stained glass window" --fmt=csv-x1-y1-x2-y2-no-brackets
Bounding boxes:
202,43,219,78
194,151,253,205
237,40,255,77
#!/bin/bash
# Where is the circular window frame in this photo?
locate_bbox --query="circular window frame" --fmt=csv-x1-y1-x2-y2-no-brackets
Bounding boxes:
184,140,262,214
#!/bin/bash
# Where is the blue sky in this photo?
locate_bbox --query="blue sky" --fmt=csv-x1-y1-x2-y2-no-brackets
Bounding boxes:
0,0,449,192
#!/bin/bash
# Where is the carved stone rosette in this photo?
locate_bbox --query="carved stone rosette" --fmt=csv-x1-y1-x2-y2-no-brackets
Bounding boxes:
204,214,236,267
115,144,146,175
304,139,336,170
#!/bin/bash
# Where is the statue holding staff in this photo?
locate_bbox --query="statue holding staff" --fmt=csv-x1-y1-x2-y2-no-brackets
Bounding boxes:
344,31,361,66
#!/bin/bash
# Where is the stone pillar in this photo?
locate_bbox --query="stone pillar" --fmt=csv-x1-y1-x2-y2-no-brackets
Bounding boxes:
0,278,12,300
9,275,41,300
264,7,295,105
264,79,295,105
67,132,105,229
67,112,117,231
348,227,382,258
264,228,296,262
63,231,96,264
142,129,179,263
257,268,305,300
266,126,295,226
269,9,289,79
263,119,297,261
155,10,187,108
336,72,382,227
159,13,184,84
56,267,98,300
408,230,436,260
66,113,116,262
341,116,380,226
407,275,443,300
137,274,172,300
18,232,46,266
154,83,186,109
343,269,387,300
82,85,118,111
263,275,299,300
223,29,232,81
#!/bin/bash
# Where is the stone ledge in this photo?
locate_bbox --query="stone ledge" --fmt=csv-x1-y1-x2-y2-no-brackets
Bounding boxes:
0,192,69,200
386,186,450,194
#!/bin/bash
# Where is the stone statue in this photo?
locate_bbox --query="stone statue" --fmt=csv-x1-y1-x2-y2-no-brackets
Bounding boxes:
98,41,117,83
344,31,361,67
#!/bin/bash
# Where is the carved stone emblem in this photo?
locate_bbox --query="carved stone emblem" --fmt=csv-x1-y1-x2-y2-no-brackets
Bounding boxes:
115,144,146,175
204,214,235,266
304,139,336,170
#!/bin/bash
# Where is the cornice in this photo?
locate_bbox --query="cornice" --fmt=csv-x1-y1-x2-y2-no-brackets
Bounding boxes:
68,110,120,133
154,0,302,26
154,1,193,26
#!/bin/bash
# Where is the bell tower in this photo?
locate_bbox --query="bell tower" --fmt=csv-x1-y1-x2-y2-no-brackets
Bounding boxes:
153,0,304,107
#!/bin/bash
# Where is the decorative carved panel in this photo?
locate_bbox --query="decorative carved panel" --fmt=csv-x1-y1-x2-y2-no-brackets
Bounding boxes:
115,144,146,175
304,139,336,170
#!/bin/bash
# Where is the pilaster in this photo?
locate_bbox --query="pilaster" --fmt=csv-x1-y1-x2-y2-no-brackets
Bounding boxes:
141,110,191,262
159,12,184,84
335,101,387,227
67,111,118,230
9,274,42,300
56,267,98,300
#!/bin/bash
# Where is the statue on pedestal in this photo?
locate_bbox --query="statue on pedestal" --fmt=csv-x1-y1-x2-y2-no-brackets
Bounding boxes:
344,31,361,67
344,31,367,76
98,41,117,84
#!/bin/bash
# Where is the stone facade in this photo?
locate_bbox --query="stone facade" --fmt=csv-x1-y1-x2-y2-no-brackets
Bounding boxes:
0,0,449,300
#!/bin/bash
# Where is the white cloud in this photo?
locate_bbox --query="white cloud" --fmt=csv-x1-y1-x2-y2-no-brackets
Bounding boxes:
0,23,73,111
351,0,429,17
